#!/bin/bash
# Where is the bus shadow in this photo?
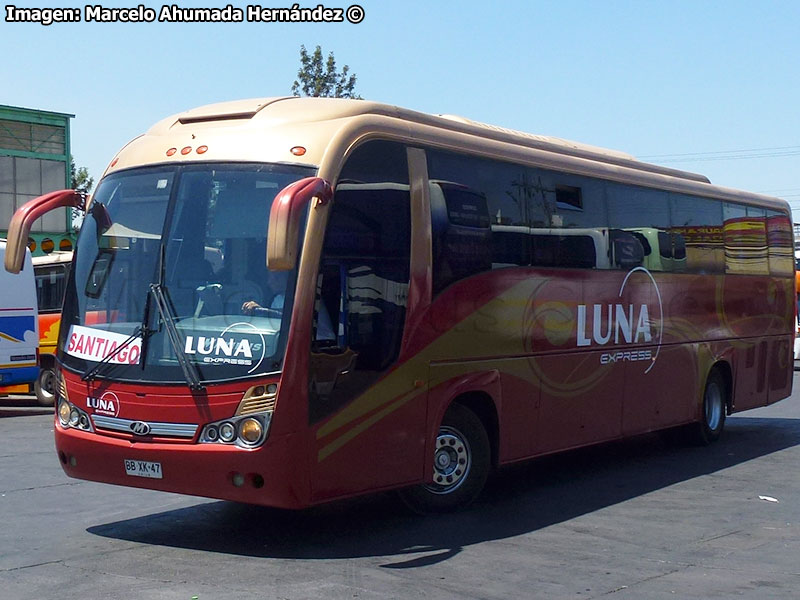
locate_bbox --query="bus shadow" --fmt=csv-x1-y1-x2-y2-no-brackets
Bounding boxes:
88,416,800,568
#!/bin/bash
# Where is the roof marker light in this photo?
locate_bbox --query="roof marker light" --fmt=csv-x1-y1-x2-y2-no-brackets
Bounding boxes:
166,148,177,157
196,145,208,154
290,146,306,156
181,146,192,155
110,157,119,167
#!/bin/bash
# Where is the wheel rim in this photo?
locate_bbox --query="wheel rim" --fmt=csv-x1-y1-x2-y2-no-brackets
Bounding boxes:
705,381,723,431
424,426,471,495
39,369,56,401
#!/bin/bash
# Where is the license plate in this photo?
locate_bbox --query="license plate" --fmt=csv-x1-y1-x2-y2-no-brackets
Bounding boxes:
124,459,163,479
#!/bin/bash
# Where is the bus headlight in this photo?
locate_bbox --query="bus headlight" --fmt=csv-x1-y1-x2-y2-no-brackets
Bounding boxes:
58,398,71,426
56,398,93,432
239,418,263,444
199,412,271,448
219,422,236,443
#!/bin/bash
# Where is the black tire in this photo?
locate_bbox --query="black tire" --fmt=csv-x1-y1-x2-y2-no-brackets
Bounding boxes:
34,366,57,407
399,403,490,514
693,369,727,445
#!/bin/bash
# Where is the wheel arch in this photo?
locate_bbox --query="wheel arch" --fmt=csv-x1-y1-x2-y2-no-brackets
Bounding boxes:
450,391,500,468
709,360,733,415
426,368,502,476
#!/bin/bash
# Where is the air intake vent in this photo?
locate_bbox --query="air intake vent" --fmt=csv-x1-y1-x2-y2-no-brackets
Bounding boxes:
175,97,291,125
178,112,258,125
236,385,277,416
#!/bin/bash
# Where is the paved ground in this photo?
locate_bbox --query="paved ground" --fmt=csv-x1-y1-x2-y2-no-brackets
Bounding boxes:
1,380,799,600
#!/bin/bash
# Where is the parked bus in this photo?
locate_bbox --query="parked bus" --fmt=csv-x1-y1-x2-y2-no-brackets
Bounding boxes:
4,98,794,512
0,240,38,392
31,251,72,405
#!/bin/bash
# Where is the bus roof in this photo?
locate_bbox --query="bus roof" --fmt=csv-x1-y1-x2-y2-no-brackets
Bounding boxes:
103,97,788,213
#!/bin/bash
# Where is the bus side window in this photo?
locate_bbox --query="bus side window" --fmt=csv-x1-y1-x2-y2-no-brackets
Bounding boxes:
430,181,493,294
554,235,598,269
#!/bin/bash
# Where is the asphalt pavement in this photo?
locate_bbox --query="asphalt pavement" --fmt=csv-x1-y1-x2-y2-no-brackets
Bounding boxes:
1,379,799,599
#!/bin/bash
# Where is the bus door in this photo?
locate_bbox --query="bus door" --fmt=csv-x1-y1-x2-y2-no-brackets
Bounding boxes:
308,145,425,500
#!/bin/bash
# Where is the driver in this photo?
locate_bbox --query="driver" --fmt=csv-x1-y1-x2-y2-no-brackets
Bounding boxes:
241,270,335,340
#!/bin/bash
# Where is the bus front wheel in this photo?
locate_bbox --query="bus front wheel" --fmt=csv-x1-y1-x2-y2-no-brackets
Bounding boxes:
399,403,490,513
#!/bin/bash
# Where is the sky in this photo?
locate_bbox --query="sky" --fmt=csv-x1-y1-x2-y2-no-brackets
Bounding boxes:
4,0,800,217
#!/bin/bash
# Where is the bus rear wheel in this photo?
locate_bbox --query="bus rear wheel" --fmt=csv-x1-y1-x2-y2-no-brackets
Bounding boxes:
34,366,57,407
399,403,490,514
693,369,726,445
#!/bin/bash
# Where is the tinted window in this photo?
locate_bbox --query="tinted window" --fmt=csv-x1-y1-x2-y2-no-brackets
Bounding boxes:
324,185,411,258
426,149,780,278
426,151,502,292
528,171,608,269
766,210,794,276
724,203,768,275
442,184,491,228
607,183,669,230
606,183,670,271
532,233,599,269
427,150,526,226
670,194,724,273
531,170,608,230
339,139,409,185
430,182,493,290
326,140,410,368
428,150,613,275
311,140,411,422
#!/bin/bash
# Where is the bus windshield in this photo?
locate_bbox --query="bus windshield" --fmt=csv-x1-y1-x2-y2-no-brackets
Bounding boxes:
59,162,315,385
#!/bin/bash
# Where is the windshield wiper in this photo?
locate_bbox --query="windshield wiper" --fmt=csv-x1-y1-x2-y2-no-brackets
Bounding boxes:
81,279,161,383
81,325,145,382
149,282,205,391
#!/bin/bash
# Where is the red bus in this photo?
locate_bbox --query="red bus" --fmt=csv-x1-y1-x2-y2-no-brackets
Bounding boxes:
4,98,794,512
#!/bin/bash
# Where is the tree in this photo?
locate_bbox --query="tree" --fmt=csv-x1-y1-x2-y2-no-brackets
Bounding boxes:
291,45,361,99
69,157,93,233
70,157,94,195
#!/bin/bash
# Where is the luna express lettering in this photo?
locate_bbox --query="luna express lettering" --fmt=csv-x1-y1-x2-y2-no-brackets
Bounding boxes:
573,267,663,372
183,335,254,366
576,304,652,346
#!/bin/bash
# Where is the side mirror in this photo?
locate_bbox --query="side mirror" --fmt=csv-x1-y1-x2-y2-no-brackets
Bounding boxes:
5,189,85,273
267,177,332,271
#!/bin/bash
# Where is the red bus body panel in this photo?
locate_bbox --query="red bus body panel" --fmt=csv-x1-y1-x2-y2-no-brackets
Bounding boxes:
55,265,794,508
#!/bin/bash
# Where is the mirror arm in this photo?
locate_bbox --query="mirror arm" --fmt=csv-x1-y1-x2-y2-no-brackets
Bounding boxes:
267,177,332,271
5,189,85,273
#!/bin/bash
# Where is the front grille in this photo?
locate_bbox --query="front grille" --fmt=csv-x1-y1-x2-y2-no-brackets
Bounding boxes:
91,415,198,439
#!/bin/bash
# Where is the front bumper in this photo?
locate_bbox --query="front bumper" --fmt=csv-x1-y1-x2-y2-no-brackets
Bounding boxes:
54,422,308,508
